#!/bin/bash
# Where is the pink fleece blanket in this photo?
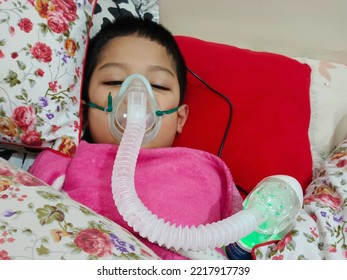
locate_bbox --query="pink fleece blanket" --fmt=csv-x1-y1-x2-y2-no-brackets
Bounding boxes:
30,141,243,259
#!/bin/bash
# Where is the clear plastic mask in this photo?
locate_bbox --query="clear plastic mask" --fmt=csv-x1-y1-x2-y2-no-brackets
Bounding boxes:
87,74,179,144
109,74,162,144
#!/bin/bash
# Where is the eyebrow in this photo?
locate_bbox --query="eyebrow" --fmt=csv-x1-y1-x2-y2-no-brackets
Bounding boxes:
97,62,175,77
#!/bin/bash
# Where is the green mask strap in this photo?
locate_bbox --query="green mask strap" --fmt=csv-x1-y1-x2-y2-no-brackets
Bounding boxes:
156,106,180,116
86,93,113,112
87,92,179,116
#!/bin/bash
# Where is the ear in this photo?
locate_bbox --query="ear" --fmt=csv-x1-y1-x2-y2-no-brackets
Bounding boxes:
176,104,189,134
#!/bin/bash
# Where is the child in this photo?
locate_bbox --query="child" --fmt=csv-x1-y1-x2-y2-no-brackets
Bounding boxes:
29,16,243,259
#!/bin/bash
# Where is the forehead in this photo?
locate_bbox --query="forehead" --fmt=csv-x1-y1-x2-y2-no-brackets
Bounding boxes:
97,35,175,69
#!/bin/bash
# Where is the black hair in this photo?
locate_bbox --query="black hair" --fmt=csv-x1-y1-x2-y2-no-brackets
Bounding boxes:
83,16,187,104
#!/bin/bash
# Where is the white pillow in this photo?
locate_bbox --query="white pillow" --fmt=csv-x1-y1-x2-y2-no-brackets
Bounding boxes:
296,57,347,175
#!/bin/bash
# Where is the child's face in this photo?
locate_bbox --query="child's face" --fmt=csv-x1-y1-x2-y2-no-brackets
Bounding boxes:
87,35,188,148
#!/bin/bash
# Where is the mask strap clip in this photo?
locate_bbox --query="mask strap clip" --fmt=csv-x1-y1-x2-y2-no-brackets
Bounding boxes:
86,93,113,112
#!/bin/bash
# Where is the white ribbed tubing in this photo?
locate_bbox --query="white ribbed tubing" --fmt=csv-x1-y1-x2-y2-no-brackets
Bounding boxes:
111,120,265,252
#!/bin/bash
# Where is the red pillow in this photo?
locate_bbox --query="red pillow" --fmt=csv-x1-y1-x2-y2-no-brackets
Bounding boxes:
173,36,313,196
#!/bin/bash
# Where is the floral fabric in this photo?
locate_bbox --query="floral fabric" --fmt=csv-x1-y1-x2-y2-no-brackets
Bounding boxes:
254,137,347,260
0,158,159,260
0,0,96,156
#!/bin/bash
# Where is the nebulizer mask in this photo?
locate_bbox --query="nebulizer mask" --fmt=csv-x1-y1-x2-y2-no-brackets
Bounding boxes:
108,73,303,252
87,73,179,144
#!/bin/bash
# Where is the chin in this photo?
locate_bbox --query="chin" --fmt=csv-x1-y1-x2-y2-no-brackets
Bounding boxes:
141,140,174,149
91,134,120,145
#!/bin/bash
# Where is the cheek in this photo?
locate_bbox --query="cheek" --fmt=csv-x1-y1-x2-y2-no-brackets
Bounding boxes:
88,110,117,144
149,115,178,147
155,93,177,110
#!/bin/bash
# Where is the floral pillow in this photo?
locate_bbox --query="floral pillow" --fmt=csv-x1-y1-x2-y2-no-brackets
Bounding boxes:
0,0,96,156
0,157,159,260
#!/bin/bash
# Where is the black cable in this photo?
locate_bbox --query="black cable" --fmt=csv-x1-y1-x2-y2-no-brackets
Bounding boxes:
114,2,123,16
186,67,249,197
186,67,232,158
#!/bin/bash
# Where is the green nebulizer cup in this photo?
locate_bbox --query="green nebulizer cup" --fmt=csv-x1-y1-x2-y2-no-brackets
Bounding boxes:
225,175,303,260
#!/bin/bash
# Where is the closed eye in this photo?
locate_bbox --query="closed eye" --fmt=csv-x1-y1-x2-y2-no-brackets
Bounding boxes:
103,81,169,91
103,81,123,86
151,84,170,91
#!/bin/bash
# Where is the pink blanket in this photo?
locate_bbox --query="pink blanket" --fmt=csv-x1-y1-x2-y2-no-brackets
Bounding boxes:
30,141,243,259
